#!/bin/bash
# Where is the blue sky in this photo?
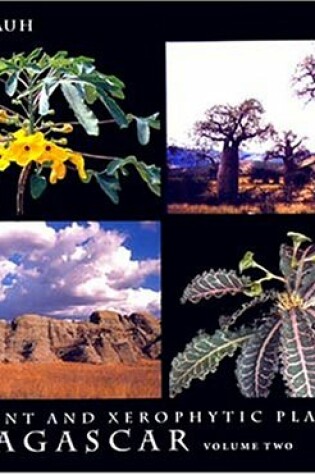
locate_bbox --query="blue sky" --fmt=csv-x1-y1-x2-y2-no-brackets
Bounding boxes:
0,221,161,319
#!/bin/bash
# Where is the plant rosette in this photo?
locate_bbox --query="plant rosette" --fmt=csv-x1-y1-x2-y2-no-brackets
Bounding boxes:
170,231,315,399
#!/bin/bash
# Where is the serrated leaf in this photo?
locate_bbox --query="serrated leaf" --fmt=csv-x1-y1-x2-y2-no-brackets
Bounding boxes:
97,88,128,128
61,82,99,136
30,175,47,199
170,328,251,398
135,117,150,145
219,291,277,330
181,269,251,304
95,174,121,204
236,316,281,398
5,72,19,97
281,308,315,397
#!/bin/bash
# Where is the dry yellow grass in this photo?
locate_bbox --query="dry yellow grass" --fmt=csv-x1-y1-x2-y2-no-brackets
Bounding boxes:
0,361,161,399
168,176,315,214
168,203,315,214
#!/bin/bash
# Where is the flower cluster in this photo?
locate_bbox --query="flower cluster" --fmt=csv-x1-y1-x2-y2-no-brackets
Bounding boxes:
0,129,87,184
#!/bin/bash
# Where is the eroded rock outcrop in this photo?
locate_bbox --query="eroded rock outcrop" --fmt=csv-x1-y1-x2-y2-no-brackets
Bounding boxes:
0,310,161,364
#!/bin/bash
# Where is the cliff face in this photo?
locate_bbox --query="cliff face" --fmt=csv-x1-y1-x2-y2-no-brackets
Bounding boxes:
0,311,161,364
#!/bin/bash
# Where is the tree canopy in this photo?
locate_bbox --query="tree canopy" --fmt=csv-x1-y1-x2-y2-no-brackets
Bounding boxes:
194,98,273,146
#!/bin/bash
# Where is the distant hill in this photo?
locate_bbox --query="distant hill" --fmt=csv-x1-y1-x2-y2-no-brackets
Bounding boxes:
167,145,284,169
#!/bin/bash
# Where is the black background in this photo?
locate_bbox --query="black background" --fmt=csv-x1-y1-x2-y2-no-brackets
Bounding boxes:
0,1,163,219
2,1,315,472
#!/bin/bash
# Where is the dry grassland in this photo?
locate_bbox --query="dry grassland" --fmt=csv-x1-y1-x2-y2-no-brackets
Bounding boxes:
0,361,161,399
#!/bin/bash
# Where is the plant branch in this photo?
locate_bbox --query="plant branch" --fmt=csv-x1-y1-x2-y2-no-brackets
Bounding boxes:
17,164,32,216
0,103,26,121
81,152,118,161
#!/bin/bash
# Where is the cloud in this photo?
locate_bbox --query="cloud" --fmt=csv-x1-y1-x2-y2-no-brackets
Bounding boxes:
0,222,160,319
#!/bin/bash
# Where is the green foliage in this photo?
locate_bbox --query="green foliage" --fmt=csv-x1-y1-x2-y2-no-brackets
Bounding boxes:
95,174,121,205
170,328,252,398
236,316,281,398
170,232,315,398
281,308,315,397
105,156,161,197
30,174,47,199
0,48,161,213
180,269,252,304
61,83,99,136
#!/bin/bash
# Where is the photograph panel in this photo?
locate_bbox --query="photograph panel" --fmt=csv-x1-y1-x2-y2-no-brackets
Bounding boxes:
167,41,315,214
0,221,161,399
0,3,163,220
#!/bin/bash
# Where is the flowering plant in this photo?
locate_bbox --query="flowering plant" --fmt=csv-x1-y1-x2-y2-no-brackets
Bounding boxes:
0,48,160,215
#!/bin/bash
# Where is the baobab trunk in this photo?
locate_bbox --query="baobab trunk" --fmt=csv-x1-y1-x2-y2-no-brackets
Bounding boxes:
283,158,296,187
217,142,239,203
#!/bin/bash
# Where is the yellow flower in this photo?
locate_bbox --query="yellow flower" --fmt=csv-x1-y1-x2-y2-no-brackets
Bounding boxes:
68,152,87,181
38,141,68,165
0,110,9,124
49,160,67,184
6,130,46,166
0,128,87,186
0,147,10,171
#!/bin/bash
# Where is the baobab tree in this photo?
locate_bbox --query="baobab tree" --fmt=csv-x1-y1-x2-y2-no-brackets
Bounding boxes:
265,130,310,186
293,54,315,101
194,99,273,203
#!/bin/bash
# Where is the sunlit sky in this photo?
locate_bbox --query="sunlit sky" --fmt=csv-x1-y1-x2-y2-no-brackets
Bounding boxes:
0,221,160,319
167,41,315,152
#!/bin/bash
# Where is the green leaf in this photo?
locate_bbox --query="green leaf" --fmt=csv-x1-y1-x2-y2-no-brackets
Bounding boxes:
147,112,160,130
26,64,42,74
239,251,256,273
236,317,281,398
30,175,47,199
84,84,98,105
26,48,43,62
287,231,311,247
135,117,150,145
5,72,19,97
0,60,10,74
61,82,99,136
38,78,59,116
97,89,128,128
181,269,252,304
95,174,121,204
131,113,160,145
105,156,161,197
106,159,127,176
105,75,125,90
243,282,263,297
38,84,50,116
81,169,94,184
170,328,252,397
281,308,315,397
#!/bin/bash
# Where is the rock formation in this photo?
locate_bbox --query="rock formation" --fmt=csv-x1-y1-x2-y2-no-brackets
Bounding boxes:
0,311,161,364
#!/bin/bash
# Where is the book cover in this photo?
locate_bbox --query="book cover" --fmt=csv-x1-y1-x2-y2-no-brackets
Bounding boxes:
0,1,314,472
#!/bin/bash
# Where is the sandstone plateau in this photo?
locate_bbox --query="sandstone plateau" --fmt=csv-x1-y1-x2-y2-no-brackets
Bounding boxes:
0,311,161,364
